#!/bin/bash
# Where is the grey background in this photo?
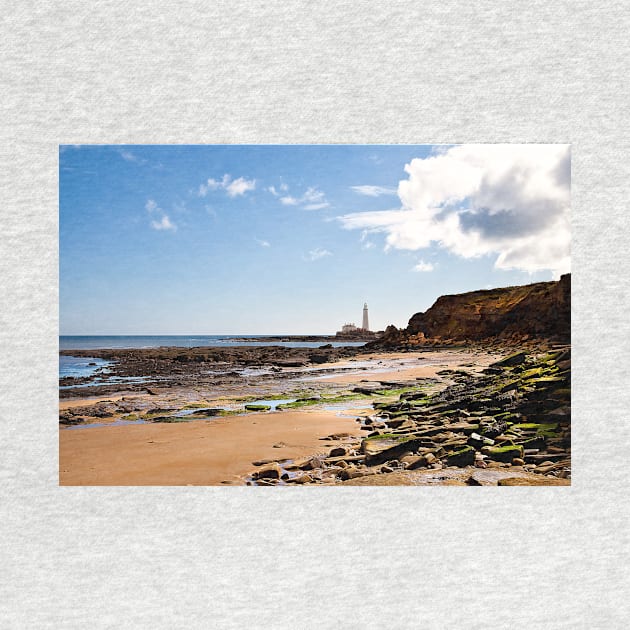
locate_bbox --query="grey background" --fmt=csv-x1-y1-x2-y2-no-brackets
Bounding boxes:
1,1,628,628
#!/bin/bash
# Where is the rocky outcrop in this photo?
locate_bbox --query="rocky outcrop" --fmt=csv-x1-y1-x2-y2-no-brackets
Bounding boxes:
245,348,571,485
372,274,570,347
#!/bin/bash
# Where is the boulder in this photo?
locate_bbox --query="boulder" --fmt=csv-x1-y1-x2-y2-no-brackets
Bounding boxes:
252,463,283,480
446,446,475,467
329,446,347,458
400,455,428,470
485,445,524,463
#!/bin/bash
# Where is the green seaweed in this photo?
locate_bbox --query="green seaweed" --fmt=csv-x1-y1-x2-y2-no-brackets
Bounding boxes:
244,404,272,412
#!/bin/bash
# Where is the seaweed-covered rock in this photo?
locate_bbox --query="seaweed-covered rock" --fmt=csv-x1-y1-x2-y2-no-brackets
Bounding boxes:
446,446,475,467
484,445,524,463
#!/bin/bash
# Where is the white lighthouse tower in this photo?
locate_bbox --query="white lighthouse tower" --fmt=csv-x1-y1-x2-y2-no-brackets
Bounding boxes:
362,302,370,331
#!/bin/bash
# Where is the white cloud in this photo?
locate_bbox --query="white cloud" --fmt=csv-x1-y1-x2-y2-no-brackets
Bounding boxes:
268,185,279,196
150,214,176,231
338,144,571,277
256,238,271,247
304,248,332,261
146,198,176,231
360,230,375,250
226,176,256,197
279,186,329,210
198,174,255,198
412,260,434,272
351,185,398,197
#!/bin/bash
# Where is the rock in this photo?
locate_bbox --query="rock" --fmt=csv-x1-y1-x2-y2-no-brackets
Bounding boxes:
272,442,287,448
485,445,524,463
446,446,475,467
512,458,525,466
353,386,385,396
289,474,313,484
361,436,422,465
400,455,428,470
490,351,527,367
252,459,275,466
381,465,394,473
244,404,271,412
498,476,570,486
467,432,494,449
339,466,365,481
189,408,224,416
329,446,347,457
283,457,313,471
424,453,437,465
252,463,283,480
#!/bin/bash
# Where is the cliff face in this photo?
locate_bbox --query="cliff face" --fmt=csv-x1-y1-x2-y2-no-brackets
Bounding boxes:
377,274,570,346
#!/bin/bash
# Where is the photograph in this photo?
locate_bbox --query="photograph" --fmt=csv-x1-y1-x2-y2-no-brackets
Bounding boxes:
59,144,571,486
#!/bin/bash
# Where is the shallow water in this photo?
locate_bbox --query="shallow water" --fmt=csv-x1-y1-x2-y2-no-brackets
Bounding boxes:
59,355,111,379
247,398,298,411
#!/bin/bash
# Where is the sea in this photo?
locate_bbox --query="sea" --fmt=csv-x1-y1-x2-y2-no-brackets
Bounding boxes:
59,335,365,350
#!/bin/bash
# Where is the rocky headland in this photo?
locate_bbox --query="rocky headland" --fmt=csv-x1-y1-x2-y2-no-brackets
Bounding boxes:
371,274,570,349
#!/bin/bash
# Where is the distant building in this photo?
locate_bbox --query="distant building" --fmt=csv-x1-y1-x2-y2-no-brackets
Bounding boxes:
341,323,358,334
335,303,377,338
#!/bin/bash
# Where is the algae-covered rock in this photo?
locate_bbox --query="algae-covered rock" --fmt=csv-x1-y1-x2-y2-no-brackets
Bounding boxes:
446,446,475,467
485,445,524,463
244,404,272,412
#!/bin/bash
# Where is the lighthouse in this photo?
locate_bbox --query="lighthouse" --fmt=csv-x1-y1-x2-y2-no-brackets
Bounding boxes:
362,303,370,331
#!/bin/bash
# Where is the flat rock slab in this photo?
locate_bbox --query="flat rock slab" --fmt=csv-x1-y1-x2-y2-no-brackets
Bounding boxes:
341,467,571,486
497,476,570,486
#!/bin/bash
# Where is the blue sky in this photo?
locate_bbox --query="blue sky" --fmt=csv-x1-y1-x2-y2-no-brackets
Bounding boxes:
59,144,570,335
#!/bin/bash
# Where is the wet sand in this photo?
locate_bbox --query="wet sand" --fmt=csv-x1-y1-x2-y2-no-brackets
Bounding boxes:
59,408,363,486
317,349,498,384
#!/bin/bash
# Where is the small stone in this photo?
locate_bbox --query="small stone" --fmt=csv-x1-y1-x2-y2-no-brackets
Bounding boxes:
512,458,525,466
329,446,347,457
290,474,313,484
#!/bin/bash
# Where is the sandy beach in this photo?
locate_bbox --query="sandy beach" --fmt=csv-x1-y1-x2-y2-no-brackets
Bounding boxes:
60,348,489,485
60,408,364,486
